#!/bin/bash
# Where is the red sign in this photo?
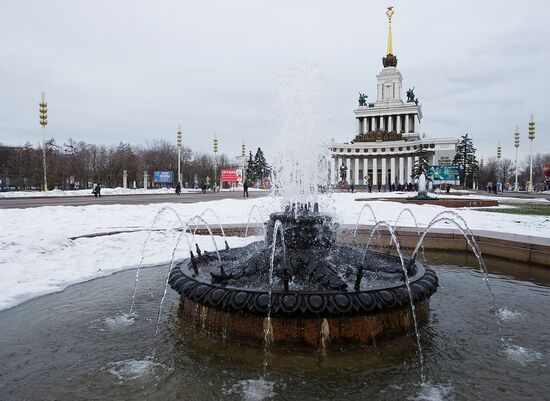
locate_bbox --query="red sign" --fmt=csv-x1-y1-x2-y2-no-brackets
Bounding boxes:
221,169,239,182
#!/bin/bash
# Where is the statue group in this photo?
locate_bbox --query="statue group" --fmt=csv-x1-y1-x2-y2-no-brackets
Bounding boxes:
406,87,418,104
358,92,368,107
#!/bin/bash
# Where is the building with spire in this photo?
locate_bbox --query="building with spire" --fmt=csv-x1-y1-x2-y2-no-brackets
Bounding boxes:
329,6,457,188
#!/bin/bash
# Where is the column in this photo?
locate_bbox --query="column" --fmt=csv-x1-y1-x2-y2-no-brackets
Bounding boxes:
379,116,385,131
372,158,378,186
143,171,148,189
381,158,387,186
431,153,437,166
354,158,359,185
396,114,401,133
390,157,396,186
123,170,128,189
363,158,369,185
404,115,409,133
330,157,336,185
372,117,377,131
356,118,361,134
415,114,421,134
407,156,413,183
388,115,393,132
363,118,368,134
346,158,351,182
414,156,419,181
399,157,405,185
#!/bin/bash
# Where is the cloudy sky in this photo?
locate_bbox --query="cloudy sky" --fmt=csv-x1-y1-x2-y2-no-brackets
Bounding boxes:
1,0,549,161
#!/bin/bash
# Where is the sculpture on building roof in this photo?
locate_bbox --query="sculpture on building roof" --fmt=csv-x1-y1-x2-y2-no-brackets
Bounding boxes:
406,87,416,103
358,92,368,106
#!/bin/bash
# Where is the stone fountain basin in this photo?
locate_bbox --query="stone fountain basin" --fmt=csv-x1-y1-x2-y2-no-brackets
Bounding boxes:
169,247,438,348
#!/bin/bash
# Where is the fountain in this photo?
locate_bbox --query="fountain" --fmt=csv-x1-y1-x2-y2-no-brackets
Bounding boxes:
357,171,498,207
408,172,434,201
169,204,438,348
169,66,438,349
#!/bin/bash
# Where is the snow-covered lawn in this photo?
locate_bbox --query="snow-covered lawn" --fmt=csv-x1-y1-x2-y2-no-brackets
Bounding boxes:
0,186,267,198
0,192,548,311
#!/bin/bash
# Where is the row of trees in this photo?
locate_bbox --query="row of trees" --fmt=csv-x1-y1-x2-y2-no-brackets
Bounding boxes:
479,153,550,191
0,138,257,190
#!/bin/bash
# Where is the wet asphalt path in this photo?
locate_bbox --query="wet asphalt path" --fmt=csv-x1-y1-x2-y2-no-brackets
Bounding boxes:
0,191,266,209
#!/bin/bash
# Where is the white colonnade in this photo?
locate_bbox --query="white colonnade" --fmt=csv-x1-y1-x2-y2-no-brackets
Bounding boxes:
330,154,422,187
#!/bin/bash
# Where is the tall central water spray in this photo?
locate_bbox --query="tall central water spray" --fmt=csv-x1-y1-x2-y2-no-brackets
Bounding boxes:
271,65,330,207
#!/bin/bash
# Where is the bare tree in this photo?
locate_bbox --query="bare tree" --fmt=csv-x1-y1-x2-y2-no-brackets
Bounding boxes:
0,138,245,191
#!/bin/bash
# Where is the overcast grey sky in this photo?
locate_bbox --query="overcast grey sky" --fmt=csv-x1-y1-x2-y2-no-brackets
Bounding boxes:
1,0,549,161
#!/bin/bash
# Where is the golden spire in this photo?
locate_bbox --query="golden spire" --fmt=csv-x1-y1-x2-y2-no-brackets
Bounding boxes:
386,5,395,55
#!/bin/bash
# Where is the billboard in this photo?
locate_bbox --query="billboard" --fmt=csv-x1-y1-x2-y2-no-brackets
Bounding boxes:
153,171,174,183
426,165,459,181
221,169,239,182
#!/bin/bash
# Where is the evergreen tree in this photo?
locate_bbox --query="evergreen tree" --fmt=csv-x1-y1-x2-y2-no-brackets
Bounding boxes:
452,133,479,188
253,147,271,181
412,145,430,179
245,151,256,184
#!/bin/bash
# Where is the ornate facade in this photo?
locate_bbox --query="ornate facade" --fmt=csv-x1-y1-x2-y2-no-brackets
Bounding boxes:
329,6,457,187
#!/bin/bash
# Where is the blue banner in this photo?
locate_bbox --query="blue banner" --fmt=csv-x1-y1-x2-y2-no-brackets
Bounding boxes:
426,165,459,181
153,171,174,183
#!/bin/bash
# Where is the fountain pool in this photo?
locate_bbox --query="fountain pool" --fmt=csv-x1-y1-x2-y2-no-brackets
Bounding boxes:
0,255,548,401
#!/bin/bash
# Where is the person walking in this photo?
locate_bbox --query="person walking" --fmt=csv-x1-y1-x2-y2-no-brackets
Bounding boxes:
175,182,181,195
92,182,98,198
243,181,249,198
96,183,102,197
350,183,355,193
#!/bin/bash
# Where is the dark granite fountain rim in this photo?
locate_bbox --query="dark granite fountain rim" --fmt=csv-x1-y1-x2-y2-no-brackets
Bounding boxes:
174,253,426,294
169,258,438,318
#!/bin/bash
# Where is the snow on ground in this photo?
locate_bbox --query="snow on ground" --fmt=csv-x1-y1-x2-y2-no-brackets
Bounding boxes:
352,190,550,203
0,192,549,311
0,186,267,198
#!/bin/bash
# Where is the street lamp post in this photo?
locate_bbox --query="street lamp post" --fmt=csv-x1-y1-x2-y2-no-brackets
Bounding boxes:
39,92,48,191
496,143,501,192
213,135,219,191
514,126,520,192
177,125,183,186
528,114,535,193
241,141,246,185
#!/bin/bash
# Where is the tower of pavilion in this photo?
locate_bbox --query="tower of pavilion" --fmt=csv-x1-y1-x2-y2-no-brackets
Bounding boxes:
329,6,457,187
